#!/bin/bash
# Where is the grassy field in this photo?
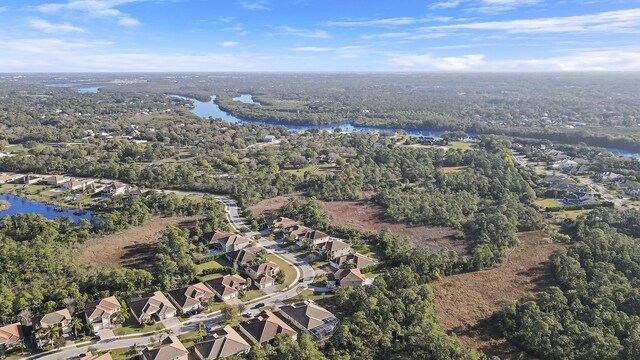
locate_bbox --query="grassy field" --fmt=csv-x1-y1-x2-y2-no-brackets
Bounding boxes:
284,163,337,177
104,347,138,360
177,330,202,349
534,198,562,209
266,253,298,290
113,317,164,336
242,289,266,302
556,209,592,220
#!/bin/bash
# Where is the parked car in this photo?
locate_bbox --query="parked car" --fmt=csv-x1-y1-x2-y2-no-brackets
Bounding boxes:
253,302,265,309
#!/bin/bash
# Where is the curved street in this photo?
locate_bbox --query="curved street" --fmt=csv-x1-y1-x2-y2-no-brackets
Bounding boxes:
28,191,315,360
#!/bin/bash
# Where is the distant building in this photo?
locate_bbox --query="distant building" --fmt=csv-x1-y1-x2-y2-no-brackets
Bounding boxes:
264,135,276,143
278,300,339,343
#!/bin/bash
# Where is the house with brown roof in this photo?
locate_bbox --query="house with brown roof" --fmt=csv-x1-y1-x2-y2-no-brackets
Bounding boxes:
168,283,216,313
202,231,251,253
238,311,297,344
128,292,177,325
141,335,188,360
85,296,121,331
0,173,24,184
245,261,280,289
330,253,376,269
42,175,71,186
0,323,23,351
272,217,297,230
278,300,339,343
193,325,251,359
204,275,247,301
62,178,96,191
105,182,127,197
287,225,330,248
20,174,43,185
78,351,113,360
317,240,352,260
225,247,263,270
334,268,366,287
32,309,72,336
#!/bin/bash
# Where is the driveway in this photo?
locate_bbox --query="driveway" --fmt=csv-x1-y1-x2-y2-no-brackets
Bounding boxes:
98,328,115,339
161,317,182,329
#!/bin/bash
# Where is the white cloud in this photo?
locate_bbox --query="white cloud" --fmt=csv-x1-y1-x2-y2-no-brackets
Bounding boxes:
292,46,332,52
388,53,486,70
0,6,8,13
280,26,331,38
361,32,410,40
502,50,640,71
324,16,451,27
36,0,143,26
28,18,86,33
240,0,269,10
429,0,542,13
422,8,640,33
220,41,239,47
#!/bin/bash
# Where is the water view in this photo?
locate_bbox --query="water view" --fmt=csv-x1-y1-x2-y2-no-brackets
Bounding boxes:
0,193,93,222
233,94,262,105
45,83,103,93
172,94,452,137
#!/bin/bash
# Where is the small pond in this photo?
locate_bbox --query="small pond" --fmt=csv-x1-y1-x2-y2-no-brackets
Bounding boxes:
0,193,93,222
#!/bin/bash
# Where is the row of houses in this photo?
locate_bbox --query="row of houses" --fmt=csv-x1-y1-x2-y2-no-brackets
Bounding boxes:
539,174,601,207
202,231,281,291
273,217,375,288
0,173,128,197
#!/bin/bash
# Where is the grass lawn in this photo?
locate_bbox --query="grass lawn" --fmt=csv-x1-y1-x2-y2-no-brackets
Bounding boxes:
266,254,298,290
195,257,232,274
113,317,164,336
3,351,34,360
534,198,562,209
241,289,266,302
557,209,592,220
104,347,138,360
447,141,474,151
177,330,203,349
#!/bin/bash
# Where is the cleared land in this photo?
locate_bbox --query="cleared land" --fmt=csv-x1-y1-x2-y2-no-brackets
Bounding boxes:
77,215,201,271
248,192,303,215
322,200,466,255
431,231,565,359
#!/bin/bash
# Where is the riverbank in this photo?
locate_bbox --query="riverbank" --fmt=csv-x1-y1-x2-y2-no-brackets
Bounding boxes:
0,200,9,212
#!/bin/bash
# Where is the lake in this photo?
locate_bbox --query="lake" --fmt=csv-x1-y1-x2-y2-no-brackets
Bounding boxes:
0,193,93,222
45,83,103,93
606,147,640,160
171,94,454,137
233,94,262,106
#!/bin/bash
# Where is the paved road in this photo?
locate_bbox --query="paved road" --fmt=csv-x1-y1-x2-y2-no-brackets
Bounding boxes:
28,192,315,360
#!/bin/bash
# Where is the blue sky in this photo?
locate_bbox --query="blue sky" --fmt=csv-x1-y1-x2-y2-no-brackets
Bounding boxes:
1,0,639,71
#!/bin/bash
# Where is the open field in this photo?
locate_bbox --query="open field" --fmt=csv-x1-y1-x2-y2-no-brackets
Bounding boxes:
247,192,303,215
431,231,565,359
321,199,466,255
77,215,202,271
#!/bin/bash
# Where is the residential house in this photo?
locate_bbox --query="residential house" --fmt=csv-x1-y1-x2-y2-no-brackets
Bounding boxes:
334,268,366,287
272,217,297,230
167,283,216,313
193,325,251,359
551,159,578,171
246,261,280,289
32,309,72,343
105,182,127,197
204,275,247,301
85,296,121,331
42,175,71,186
330,253,376,269
128,292,177,325
278,300,339,343
562,193,600,206
78,352,113,360
264,135,277,143
316,240,352,260
225,247,263,270
86,182,106,194
0,323,23,352
202,231,251,253
627,188,640,200
0,174,24,184
141,335,188,360
21,175,43,185
285,225,329,248
62,179,96,191
238,311,297,344
128,188,144,198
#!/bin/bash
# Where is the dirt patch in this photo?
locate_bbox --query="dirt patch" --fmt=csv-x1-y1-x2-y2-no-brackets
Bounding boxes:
77,216,201,272
321,199,467,255
431,231,565,359
248,192,304,215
